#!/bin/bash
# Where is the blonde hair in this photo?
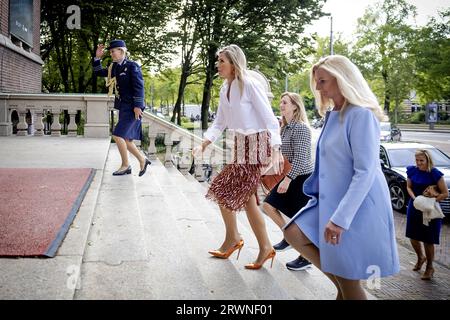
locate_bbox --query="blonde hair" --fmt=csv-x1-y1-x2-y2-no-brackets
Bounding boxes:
310,55,386,121
415,149,434,172
217,44,247,95
118,47,128,57
280,92,310,127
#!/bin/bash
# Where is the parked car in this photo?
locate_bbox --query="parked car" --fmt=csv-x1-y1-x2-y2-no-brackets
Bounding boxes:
380,121,401,142
380,142,450,219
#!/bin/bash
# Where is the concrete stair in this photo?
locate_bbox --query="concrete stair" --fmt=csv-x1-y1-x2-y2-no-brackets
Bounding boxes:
0,141,375,300
73,144,342,299
178,168,335,300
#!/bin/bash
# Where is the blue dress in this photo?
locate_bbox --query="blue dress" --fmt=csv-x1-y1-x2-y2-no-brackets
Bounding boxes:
406,166,443,244
285,106,400,280
93,58,145,141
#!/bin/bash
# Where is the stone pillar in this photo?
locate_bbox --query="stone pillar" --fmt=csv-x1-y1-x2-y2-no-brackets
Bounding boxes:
16,107,28,136
50,108,62,136
34,109,45,136
84,96,111,138
0,97,12,136
164,133,173,167
27,110,35,135
67,110,78,137
193,157,205,182
177,136,191,175
147,131,157,160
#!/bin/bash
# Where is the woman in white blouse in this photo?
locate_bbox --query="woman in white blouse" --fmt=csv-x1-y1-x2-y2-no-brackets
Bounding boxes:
193,44,283,270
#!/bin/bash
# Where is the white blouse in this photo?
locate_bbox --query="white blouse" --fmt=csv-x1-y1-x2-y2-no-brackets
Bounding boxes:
204,76,281,147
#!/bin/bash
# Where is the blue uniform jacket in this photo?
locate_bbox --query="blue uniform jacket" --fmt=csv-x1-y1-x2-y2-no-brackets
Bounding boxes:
93,58,145,111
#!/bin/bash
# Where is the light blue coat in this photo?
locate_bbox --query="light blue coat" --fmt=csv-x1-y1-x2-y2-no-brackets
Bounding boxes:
285,105,400,280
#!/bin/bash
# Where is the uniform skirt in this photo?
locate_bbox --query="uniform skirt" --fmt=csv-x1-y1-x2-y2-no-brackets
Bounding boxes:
113,103,143,141
206,131,271,211
264,173,311,218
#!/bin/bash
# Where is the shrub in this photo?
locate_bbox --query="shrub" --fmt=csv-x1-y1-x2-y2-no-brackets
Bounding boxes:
438,111,449,121
409,111,425,124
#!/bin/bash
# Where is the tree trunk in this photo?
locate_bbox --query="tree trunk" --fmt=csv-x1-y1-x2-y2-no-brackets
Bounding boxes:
382,69,390,113
50,18,70,93
171,69,189,125
91,37,99,93
395,99,399,123
200,48,217,130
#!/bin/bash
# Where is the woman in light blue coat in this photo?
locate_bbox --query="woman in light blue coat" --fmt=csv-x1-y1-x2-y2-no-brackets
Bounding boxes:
284,55,400,300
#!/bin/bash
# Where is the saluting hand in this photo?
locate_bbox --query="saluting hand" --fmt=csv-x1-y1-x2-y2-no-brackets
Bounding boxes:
96,44,105,59
134,107,143,120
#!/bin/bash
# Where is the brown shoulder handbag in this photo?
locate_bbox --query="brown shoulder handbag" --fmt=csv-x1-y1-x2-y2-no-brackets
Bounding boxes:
260,156,292,195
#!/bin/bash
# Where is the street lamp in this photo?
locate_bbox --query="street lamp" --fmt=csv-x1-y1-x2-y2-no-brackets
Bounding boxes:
323,13,334,55
329,15,333,55
285,72,289,92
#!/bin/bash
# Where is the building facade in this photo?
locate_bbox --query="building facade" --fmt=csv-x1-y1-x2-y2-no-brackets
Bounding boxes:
0,0,42,93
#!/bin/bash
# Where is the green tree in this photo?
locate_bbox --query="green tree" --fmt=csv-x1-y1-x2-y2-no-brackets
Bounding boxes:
353,0,417,121
170,0,204,125
41,0,178,93
280,34,353,118
413,9,450,103
193,0,325,129
313,33,353,59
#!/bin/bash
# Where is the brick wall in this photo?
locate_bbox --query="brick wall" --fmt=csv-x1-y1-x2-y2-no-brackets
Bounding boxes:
0,0,42,93
32,0,40,55
0,0,8,36
0,46,42,93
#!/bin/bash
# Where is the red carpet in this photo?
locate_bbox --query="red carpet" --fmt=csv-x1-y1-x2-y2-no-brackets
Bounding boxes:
0,168,95,257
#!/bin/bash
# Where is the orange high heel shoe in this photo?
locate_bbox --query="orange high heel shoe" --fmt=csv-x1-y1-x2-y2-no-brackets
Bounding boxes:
245,249,276,270
208,240,244,260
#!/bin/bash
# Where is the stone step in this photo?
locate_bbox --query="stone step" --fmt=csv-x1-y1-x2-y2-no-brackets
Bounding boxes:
186,169,377,300
75,145,152,299
133,165,213,299
150,160,256,299
167,166,327,299
183,169,368,300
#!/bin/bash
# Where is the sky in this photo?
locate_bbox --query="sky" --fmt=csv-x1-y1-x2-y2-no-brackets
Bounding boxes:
304,0,449,39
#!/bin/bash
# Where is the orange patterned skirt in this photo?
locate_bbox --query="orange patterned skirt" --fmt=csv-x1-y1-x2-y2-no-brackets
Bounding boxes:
206,131,271,211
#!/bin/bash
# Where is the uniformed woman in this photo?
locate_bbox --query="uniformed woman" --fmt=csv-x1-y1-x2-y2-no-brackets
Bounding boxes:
93,40,151,176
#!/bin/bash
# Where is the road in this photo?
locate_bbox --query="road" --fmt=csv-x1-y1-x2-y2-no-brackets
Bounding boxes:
312,128,450,155
401,131,450,155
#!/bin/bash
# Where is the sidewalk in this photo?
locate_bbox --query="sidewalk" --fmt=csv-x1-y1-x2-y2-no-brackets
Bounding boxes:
397,124,450,133
393,212,449,268
362,211,450,300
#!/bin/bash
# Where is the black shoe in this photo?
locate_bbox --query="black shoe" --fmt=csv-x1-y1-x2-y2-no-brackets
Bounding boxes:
286,256,312,271
273,239,292,252
113,166,132,176
139,158,151,177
